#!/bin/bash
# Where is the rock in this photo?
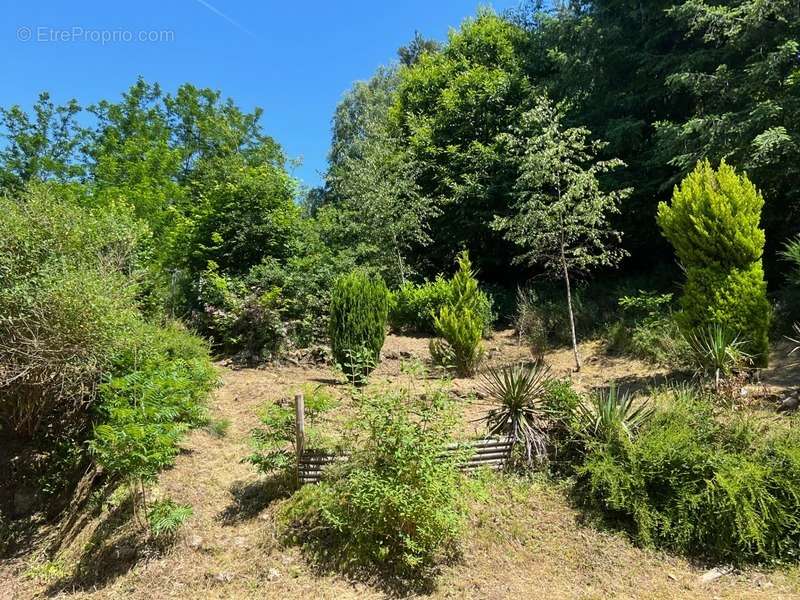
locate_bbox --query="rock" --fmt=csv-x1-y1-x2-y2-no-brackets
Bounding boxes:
778,395,799,413
188,535,204,550
213,572,233,584
699,566,733,584
267,568,280,581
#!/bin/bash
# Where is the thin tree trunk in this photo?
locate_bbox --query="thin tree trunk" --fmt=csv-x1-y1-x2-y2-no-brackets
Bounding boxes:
560,242,581,372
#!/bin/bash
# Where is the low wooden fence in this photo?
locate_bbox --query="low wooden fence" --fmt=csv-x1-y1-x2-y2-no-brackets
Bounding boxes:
293,393,513,486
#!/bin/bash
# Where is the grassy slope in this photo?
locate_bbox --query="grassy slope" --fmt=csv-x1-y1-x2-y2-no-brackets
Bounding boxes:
3,332,799,599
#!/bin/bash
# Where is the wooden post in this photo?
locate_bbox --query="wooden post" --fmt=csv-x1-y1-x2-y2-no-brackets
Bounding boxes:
294,392,305,486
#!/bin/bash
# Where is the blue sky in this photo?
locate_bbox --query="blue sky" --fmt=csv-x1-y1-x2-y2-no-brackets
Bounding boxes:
1,0,523,189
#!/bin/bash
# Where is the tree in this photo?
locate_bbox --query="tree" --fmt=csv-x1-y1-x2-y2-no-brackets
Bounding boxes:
493,96,629,370
0,92,85,190
322,69,437,286
657,160,770,365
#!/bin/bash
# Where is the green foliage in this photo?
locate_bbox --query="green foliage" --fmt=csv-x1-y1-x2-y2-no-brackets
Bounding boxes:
328,271,389,382
657,160,770,365
573,386,655,444
480,361,552,465
0,184,144,437
390,261,494,337
89,326,216,519
278,389,465,580
246,386,338,478
146,498,193,539
684,324,752,390
430,252,489,376
493,95,629,369
605,291,689,366
577,388,800,563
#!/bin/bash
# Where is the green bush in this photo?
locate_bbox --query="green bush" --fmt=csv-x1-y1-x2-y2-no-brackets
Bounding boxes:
90,324,217,522
246,386,338,479
278,389,465,580
657,160,770,365
0,184,217,520
577,388,800,563
390,272,494,336
430,252,488,376
328,271,389,381
605,291,689,366
0,184,144,437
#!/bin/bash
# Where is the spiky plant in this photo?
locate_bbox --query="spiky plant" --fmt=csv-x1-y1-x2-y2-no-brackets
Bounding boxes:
480,361,552,465
685,324,752,392
786,322,800,363
575,385,654,443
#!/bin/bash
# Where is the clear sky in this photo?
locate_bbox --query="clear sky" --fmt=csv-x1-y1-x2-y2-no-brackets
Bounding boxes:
0,0,523,190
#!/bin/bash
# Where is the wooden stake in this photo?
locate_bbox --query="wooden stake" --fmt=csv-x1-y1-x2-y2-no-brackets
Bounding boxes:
294,392,305,486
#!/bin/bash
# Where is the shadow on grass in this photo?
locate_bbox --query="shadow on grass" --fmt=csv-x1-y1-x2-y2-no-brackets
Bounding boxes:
45,492,147,595
590,369,692,397
216,475,292,525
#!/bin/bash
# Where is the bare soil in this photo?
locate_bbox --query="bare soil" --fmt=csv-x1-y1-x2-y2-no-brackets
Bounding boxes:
2,331,799,599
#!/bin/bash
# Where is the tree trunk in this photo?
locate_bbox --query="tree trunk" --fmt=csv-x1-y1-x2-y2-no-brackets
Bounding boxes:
561,242,581,372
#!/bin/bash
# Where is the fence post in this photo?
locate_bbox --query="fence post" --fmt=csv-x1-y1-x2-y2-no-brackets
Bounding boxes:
294,392,305,486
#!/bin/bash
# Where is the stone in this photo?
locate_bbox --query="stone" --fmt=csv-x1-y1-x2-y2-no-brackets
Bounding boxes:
699,566,733,584
188,535,204,550
213,572,233,583
267,568,281,581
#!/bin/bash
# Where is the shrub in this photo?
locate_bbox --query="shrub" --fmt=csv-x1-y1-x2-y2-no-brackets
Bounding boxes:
684,324,752,391
605,291,689,366
0,184,143,437
514,287,548,354
480,361,553,465
89,328,217,524
390,273,494,336
657,160,770,365
430,252,488,376
430,305,485,377
573,386,654,443
328,271,389,382
278,389,465,580
577,388,800,563
147,498,193,539
246,386,338,480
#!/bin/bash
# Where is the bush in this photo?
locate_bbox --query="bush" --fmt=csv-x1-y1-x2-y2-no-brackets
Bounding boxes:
246,386,338,480
0,184,144,437
390,273,494,337
278,389,465,580
0,184,217,520
480,361,552,465
657,160,770,365
577,388,800,563
90,324,217,523
605,291,689,366
430,252,488,376
329,271,389,382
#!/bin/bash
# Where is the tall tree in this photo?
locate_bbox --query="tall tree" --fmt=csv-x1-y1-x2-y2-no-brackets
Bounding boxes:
323,69,436,285
0,93,85,190
493,96,629,370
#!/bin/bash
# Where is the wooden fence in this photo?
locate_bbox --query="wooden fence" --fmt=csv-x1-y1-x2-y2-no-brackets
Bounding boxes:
293,393,513,486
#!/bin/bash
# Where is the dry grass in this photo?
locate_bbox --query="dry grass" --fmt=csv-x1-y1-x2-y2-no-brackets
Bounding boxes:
3,331,799,600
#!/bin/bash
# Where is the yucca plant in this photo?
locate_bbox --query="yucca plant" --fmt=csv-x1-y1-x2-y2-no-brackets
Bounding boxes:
684,324,752,392
479,361,552,465
786,322,800,364
575,385,654,443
